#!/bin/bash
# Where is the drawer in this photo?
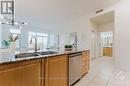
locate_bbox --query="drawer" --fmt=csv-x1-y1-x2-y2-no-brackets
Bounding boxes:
81,56,89,60
82,58,87,63
82,51,89,54
82,54,89,57
82,53,88,56
82,61,88,66
82,55,88,58
82,64,88,76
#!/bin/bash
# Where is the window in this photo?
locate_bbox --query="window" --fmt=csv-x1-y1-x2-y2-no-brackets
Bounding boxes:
10,29,21,49
28,32,48,51
0,27,2,48
101,32,113,47
10,29,21,34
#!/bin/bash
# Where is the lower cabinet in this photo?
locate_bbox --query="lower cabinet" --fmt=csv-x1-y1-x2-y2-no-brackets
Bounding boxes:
45,55,68,86
81,50,90,76
0,51,89,86
21,61,41,86
41,59,45,86
103,47,112,57
0,60,41,86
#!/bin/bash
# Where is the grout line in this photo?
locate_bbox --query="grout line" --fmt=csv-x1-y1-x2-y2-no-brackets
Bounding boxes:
86,72,99,86
106,68,115,86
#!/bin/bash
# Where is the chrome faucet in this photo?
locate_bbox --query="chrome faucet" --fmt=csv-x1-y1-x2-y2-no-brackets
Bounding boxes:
30,36,38,52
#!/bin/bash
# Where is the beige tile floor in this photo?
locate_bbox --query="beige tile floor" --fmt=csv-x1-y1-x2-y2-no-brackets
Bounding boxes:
74,57,130,86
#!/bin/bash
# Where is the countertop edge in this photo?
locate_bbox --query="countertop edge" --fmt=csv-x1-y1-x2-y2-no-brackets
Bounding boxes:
0,50,89,65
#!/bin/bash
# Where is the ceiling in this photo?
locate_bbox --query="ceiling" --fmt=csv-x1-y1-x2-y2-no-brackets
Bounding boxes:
15,0,119,29
90,11,115,25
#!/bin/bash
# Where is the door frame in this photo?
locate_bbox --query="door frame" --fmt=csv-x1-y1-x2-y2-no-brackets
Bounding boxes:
99,31,113,57
91,30,97,60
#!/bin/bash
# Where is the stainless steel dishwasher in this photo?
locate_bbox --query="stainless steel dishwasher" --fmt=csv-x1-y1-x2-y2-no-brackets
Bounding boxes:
69,52,82,86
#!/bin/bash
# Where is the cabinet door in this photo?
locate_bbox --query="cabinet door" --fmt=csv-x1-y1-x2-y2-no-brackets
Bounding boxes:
103,47,112,57
45,55,68,86
41,59,45,86
21,62,41,86
81,64,88,76
81,50,90,76
0,66,22,86
0,60,41,86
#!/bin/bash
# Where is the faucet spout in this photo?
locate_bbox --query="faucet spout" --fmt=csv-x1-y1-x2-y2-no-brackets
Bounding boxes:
30,36,37,53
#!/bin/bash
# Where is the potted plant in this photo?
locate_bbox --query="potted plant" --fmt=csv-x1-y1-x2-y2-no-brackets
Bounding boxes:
9,34,20,51
1,34,20,61
64,45,73,51
2,34,20,49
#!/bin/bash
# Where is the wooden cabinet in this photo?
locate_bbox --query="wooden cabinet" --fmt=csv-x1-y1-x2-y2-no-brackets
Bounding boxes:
0,65,22,86
0,51,89,86
0,60,41,86
81,50,90,76
41,59,45,86
45,55,68,86
21,61,41,86
103,47,112,57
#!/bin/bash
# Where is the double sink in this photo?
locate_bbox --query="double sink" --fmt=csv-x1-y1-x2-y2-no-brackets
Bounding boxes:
15,51,57,58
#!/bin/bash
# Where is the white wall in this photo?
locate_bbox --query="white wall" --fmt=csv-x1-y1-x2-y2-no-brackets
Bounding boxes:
98,22,114,32
64,0,130,71
58,15,97,59
114,0,130,71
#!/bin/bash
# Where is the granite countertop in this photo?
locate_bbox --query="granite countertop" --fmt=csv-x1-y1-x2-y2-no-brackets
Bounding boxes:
0,50,86,65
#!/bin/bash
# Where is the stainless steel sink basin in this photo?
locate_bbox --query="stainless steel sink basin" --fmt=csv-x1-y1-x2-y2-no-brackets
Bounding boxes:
37,51,57,55
15,51,57,58
15,53,39,58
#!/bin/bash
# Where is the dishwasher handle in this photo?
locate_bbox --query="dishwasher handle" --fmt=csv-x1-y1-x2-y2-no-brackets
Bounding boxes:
69,53,82,58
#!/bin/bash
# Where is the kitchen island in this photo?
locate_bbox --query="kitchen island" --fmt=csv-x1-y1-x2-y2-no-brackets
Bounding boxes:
0,50,89,86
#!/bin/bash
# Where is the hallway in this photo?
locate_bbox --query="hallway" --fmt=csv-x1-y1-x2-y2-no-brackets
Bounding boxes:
74,57,130,86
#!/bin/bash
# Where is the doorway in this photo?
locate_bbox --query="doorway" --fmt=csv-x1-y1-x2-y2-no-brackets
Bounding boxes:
90,11,115,59
100,32,113,57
